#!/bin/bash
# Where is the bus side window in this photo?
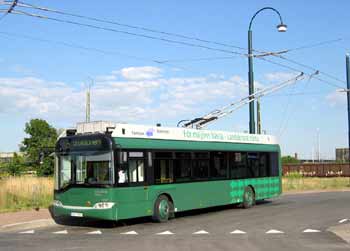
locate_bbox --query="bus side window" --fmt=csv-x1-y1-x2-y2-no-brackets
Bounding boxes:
192,152,209,180
210,152,227,179
128,159,145,183
231,152,248,179
270,152,279,177
259,153,269,177
154,152,174,184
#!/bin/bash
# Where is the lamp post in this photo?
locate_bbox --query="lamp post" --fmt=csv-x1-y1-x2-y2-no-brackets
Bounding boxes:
248,7,287,134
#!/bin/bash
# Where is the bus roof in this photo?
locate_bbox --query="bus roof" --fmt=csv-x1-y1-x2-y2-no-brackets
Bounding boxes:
108,123,278,145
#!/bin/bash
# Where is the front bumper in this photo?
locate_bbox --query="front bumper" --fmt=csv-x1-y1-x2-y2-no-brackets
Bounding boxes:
53,204,117,221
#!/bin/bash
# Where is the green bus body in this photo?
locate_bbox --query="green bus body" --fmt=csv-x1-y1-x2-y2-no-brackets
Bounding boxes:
53,136,282,221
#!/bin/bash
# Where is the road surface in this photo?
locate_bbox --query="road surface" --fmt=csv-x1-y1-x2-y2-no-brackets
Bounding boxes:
0,191,349,251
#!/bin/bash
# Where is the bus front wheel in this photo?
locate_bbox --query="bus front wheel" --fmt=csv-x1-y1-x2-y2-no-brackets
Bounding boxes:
242,186,255,209
152,195,172,223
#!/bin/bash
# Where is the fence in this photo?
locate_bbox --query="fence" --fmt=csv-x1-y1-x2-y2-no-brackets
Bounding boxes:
283,163,350,177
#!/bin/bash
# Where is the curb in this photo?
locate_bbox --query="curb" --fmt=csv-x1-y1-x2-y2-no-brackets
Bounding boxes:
0,218,56,233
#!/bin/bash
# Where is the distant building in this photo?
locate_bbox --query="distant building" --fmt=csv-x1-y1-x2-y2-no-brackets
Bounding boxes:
0,152,23,163
336,148,349,162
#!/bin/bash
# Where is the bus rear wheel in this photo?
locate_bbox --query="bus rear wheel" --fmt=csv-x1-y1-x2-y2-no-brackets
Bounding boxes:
152,195,172,223
242,186,255,209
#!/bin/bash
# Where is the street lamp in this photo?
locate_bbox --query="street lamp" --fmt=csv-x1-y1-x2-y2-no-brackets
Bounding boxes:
248,7,287,134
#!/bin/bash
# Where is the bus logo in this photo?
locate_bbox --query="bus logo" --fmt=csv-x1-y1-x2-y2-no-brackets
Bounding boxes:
146,128,154,137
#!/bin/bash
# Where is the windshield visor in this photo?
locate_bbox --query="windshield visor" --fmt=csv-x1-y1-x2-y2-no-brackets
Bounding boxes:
58,151,113,189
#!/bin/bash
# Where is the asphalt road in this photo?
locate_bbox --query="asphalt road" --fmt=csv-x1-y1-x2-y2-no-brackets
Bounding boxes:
0,191,349,251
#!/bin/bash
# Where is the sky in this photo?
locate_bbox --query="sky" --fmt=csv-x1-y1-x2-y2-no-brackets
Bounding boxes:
0,0,349,160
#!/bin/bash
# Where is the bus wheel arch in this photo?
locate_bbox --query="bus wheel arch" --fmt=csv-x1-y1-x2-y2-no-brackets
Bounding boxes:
152,193,175,222
242,185,255,209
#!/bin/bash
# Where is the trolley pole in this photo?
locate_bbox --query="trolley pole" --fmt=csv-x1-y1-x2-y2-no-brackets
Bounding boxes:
346,54,350,185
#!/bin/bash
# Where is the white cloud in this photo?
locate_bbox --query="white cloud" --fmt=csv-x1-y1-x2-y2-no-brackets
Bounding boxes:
326,90,346,106
0,67,256,126
117,66,162,80
94,75,117,82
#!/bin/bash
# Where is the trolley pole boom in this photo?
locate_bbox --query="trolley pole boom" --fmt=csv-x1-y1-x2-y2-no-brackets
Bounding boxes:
183,72,305,129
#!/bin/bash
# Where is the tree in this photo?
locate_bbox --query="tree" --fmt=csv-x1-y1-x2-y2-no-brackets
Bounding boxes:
4,153,25,176
281,155,300,164
21,119,58,176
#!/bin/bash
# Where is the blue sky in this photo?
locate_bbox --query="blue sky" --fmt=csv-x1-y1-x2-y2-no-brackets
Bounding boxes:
0,0,349,159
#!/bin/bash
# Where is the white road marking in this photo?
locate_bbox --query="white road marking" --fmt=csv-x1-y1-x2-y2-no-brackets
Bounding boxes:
1,219,52,229
120,231,138,235
303,229,321,233
230,229,246,234
193,230,209,235
18,230,35,234
87,230,102,235
156,230,174,235
53,230,68,234
339,219,348,224
266,229,284,234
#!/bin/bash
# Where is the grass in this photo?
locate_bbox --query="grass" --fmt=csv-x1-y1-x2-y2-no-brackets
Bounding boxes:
283,173,350,192
0,176,53,213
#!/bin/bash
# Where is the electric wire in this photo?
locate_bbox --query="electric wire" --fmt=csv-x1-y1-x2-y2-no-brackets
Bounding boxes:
4,0,248,51
0,0,17,21
258,56,345,89
276,54,346,85
2,1,346,86
6,9,248,57
0,30,221,76
281,38,343,53
1,2,346,93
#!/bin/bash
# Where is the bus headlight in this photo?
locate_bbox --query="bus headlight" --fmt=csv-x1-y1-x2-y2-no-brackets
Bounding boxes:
53,200,63,207
93,202,115,209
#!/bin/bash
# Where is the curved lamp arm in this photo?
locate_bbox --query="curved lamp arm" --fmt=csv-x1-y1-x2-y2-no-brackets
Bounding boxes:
248,7,286,31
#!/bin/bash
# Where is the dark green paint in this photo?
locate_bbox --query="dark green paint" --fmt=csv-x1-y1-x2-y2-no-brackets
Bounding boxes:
53,137,281,221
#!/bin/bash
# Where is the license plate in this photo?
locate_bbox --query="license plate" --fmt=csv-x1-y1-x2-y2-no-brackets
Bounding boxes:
71,212,83,217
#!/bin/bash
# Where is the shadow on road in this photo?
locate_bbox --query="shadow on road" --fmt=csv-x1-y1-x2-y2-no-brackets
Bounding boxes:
48,200,273,229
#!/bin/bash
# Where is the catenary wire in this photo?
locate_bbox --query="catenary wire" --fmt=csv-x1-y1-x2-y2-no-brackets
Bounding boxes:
4,0,248,51
258,56,345,89
2,1,346,85
5,9,248,57
0,3,345,90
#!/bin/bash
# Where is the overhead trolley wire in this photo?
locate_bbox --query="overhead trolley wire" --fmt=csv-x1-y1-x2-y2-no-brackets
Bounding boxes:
0,1,346,90
282,38,343,53
0,0,17,21
257,56,345,89
3,0,247,51
3,9,248,57
0,30,213,76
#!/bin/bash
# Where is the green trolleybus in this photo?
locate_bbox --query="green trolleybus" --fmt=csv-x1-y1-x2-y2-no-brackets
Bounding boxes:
53,122,281,222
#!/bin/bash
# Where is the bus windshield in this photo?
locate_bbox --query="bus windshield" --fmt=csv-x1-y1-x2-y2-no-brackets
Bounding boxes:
58,151,113,189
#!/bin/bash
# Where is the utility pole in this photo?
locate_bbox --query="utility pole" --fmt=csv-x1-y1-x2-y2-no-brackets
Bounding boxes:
316,128,320,162
257,96,262,134
346,54,350,184
86,78,93,123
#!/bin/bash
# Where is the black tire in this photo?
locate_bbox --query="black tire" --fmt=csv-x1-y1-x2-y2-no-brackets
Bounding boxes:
152,195,171,223
168,200,175,219
242,186,255,209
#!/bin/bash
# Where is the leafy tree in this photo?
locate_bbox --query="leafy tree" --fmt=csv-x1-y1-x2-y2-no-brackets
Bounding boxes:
3,153,25,176
21,119,57,176
282,155,300,164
